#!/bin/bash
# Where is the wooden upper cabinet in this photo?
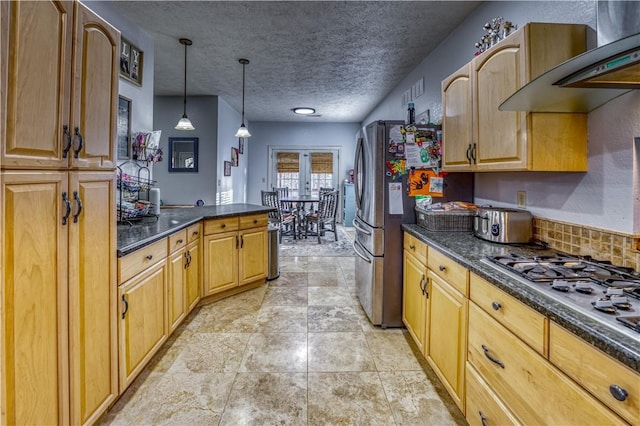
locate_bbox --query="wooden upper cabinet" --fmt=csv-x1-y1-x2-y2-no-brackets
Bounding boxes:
442,23,588,172
441,63,473,171
1,1,118,170
70,2,119,170
2,1,73,169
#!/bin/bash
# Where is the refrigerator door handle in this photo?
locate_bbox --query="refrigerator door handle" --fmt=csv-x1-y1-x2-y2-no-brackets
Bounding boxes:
354,136,363,210
353,240,373,264
352,218,371,236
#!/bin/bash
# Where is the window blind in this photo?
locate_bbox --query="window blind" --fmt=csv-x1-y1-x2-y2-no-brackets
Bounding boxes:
276,152,300,173
311,152,333,173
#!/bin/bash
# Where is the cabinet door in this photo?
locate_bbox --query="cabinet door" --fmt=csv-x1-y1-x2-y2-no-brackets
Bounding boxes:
203,232,238,296
1,171,69,425
427,271,467,411
68,171,117,425
472,30,528,170
70,2,119,169
402,251,427,352
168,249,186,333
185,240,201,313
442,63,473,171
118,262,168,390
2,1,73,169
238,227,267,286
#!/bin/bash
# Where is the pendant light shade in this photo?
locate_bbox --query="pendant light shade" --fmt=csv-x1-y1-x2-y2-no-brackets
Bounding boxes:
235,58,251,138
175,38,195,131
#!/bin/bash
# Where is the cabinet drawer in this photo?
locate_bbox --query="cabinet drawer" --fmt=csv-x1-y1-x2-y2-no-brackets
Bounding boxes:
403,232,427,265
118,239,168,284
168,229,187,254
466,362,521,426
468,303,624,425
428,247,468,296
187,223,201,243
549,322,639,425
470,273,547,355
239,213,268,229
204,217,239,235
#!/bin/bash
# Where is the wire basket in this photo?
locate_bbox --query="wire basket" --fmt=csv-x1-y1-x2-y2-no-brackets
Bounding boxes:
415,206,475,232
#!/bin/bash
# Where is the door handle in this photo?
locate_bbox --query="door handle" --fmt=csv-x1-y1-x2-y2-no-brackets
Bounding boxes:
62,125,72,158
240,235,244,248
72,191,83,223
466,144,472,164
73,127,84,158
62,192,72,225
482,344,505,368
352,219,372,236
352,241,372,264
121,295,129,319
471,143,477,164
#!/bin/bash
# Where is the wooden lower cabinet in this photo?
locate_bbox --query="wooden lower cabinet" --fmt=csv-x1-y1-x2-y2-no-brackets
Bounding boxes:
468,302,625,425
426,271,467,411
402,250,428,353
185,239,201,313
118,260,168,390
1,171,117,425
203,214,268,297
168,247,187,333
465,362,520,426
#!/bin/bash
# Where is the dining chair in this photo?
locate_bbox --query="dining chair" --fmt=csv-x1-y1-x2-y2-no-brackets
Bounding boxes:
273,187,292,214
304,190,339,243
261,190,296,242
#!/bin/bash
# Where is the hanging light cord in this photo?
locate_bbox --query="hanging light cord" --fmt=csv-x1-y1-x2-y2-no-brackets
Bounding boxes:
183,42,188,116
240,60,246,124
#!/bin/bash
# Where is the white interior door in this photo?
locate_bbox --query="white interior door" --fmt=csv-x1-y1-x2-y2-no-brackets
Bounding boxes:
269,148,340,197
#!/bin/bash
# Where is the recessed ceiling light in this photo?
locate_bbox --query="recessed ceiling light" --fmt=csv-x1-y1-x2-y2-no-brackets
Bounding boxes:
292,107,316,115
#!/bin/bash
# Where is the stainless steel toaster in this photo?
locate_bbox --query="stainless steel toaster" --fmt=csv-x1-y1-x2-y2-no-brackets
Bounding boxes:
473,207,532,244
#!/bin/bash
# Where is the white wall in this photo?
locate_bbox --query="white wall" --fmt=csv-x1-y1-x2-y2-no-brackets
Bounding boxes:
246,122,361,205
364,1,640,235
153,96,218,206
217,97,248,204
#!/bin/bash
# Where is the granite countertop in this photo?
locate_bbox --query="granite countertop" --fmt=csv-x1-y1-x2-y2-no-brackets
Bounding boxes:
118,204,275,257
402,224,640,373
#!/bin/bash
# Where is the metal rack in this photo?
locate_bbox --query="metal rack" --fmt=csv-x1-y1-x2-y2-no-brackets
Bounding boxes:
117,161,159,225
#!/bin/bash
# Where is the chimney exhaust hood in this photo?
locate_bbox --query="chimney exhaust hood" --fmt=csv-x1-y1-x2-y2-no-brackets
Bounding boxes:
500,31,640,113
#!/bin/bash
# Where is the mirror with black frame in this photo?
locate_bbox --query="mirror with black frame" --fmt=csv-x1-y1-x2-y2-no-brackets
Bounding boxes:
169,137,198,172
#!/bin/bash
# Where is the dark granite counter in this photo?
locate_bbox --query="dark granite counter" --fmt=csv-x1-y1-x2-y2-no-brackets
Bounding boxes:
118,204,274,257
402,224,640,373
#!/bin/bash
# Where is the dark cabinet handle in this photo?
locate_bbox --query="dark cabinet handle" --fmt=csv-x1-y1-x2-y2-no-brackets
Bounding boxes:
62,125,72,158
176,239,184,244
62,192,71,225
438,265,446,272
471,143,477,164
419,274,426,296
409,244,415,250
609,384,628,401
466,144,472,164
479,411,488,426
253,219,258,224
221,223,226,228
184,251,190,269
192,230,199,236
121,295,128,319
491,301,502,311
236,235,239,249
145,254,153,260
73,127,83,158
482,344,505,368
240,235,244,248
72,191,83,223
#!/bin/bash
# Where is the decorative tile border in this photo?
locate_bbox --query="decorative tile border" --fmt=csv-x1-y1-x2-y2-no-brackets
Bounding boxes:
533,217,640,270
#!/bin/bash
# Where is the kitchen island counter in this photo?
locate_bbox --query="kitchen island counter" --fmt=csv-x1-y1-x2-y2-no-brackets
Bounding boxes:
402,224,640,373
118,204,275,257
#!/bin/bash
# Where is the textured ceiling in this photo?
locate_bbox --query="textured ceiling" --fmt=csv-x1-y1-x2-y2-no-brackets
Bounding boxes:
110,1,480,122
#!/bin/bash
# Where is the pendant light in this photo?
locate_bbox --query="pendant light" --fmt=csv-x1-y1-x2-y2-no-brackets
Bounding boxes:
235,58,251,138
175,38,195,130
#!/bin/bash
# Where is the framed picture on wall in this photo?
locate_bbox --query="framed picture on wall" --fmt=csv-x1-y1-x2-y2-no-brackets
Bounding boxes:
231,147,239,166
117,96,131,159
120,37,143,85
238,137,244,154
224,161,232,176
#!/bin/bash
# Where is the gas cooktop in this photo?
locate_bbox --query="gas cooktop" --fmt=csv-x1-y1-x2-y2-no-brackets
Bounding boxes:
482,253,640,343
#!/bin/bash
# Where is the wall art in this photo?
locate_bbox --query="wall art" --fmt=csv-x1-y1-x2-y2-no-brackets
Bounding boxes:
120,37,143,85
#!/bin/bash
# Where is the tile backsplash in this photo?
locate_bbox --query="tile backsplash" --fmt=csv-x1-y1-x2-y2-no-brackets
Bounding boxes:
533,217,640,270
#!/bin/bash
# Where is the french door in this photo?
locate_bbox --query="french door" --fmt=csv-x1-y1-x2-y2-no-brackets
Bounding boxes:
269,148,340,197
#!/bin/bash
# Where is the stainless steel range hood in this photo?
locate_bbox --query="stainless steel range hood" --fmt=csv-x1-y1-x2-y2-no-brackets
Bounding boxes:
500,31,640,113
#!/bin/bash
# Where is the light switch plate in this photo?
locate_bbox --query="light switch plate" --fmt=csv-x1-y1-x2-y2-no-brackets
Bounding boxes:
517,191,526,208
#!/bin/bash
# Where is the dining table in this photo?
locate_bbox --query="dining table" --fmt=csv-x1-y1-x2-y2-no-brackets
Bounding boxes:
280,194,319,239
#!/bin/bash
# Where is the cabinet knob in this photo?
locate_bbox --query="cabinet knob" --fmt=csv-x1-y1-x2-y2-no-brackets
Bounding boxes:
609,385,628,401
253,219,258,224
145,254,153,260
409,244,415,250
491,301,502,311
221,223,226,228
438,265,446,272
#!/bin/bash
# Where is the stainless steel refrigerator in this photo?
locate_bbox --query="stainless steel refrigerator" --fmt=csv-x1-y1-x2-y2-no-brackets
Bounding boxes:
352,120,473,327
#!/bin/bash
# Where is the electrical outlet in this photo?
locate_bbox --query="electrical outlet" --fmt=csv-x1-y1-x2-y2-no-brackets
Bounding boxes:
517,191,526,208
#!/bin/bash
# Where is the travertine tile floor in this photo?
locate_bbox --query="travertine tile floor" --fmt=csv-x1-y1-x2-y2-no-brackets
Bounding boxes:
100,256,465,425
